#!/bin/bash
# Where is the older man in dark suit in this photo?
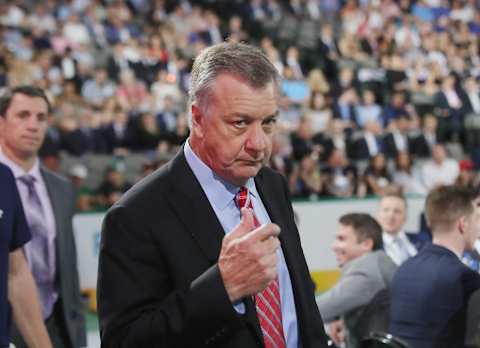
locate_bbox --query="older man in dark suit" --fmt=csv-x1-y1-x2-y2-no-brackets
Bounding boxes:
0,86,86,348
98,42,328,348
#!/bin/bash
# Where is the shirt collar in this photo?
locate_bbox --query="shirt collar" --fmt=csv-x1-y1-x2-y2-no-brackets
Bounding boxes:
383,229,406,244
184,139,256,211
0,148,42,182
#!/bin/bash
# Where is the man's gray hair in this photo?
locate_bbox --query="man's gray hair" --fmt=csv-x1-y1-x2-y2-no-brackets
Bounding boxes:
188,42,280,115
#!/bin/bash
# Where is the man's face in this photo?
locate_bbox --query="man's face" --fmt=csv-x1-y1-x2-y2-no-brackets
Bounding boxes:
191,74,278,186
377,196,407,236
432,145,446,163
0,93,48,161
333,224,371,268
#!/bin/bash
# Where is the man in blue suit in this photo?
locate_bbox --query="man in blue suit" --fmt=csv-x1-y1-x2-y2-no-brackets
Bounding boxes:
377,191,430,266
0,162,52,347
390,186,480,348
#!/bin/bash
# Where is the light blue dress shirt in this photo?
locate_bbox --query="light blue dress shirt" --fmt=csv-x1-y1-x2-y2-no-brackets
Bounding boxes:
184,140,300,347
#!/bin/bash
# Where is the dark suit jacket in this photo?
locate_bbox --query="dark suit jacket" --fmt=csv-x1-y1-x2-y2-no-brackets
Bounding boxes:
409,133,435,158
390,244,480,348
61,127,108,156
460,88,480,115
465,288,480,347
352,136,384,160
405,231,431,251
0,164,30,347
98,150,328,348
383,132,412,159
102,123,134,154
11,167,86,348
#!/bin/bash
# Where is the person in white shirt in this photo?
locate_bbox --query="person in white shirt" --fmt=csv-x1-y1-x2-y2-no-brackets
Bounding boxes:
420,143,459,192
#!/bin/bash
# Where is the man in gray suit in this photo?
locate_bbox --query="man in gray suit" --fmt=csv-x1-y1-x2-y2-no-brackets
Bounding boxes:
317,213,397,348
0,86,86,348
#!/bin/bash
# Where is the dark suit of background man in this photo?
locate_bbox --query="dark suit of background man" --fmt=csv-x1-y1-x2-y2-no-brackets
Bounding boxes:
390,186,480,348
0,86,86,348
98,42,329,347
465,288,480,347
0,163,52,348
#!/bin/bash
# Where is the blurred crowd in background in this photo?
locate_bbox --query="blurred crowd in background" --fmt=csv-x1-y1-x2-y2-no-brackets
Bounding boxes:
2,0,480,212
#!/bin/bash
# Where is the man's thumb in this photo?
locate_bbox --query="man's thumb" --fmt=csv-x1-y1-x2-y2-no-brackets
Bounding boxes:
230,207,255,239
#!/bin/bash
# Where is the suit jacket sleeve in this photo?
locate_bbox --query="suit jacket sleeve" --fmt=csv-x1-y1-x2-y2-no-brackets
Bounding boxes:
316,265,375,322
98,204,244,347
10,169,31,251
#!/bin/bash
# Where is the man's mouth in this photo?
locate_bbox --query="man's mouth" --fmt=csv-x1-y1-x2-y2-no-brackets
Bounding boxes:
22,136,39,143
241,159,263,166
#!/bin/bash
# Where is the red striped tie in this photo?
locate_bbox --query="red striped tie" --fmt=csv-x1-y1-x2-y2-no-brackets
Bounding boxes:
235,187,287,348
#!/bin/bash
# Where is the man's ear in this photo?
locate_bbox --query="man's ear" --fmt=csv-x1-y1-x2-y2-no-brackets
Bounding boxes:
0,116,5,135
458,215,467,236
361,238,374,252
191,104,204,137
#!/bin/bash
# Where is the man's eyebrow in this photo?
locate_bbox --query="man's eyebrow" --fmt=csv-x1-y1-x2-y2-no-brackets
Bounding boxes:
268,110,280,118
230,110,279,117
229,112,252,119
15,109,47,115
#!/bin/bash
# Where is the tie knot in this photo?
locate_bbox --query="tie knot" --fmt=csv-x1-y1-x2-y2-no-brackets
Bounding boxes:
235,187,250,209
18,174,36,189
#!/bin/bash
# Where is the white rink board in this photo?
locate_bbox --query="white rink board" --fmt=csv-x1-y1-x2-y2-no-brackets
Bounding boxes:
73,196,426,290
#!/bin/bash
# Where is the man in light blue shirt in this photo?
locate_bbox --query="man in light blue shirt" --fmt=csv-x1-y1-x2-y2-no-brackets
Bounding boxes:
184,140,300,346
98,42,328,348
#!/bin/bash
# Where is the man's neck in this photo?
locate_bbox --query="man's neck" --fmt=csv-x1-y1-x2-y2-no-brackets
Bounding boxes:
432,235,464,258
0,145,36,172
384,229,402,238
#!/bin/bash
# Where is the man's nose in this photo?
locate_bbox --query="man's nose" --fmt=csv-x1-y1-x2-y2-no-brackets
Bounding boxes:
245,124,267,151
26,116,42,130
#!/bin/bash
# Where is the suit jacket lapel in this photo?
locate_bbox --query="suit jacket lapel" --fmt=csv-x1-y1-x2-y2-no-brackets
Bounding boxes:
255,169,295,262
167,152,264,342
255,169,309,344
40,168,64,272
166,151,225,263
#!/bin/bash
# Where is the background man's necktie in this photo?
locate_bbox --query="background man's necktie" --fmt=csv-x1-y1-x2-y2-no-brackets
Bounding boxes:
235,187,287,348
394,236,411,264
18,174,56,318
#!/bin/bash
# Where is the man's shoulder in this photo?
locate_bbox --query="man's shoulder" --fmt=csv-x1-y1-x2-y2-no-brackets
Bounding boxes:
41,166,70,185
117,158,173,207
356,250,394,268
0,163,16,207
0,162,14,185
406,231,431,249
258,166,284,180
396,245,462,276
257,166,288,189
41,166,75,195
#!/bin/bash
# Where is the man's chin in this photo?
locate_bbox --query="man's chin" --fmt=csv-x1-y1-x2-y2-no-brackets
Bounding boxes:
335,257,345,268
226,168,261,186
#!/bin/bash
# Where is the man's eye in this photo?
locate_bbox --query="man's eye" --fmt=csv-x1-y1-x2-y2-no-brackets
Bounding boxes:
264,118,277,126
233,120,247,128
263,118,277,131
